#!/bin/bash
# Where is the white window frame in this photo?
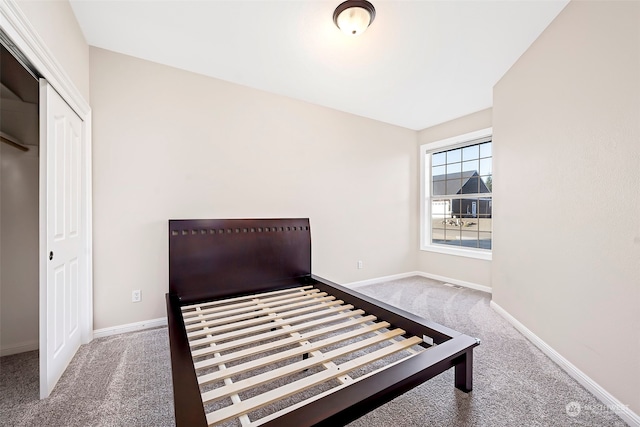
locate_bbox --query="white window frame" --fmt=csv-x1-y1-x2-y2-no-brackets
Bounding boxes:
420,127,493,261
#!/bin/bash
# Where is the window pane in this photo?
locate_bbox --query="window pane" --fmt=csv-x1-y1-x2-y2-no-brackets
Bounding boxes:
432,179,446,196
450,199,461,217
461,231,479,248
462,145,479,161
462,218,478,231
443,228,460,246
431,199,450,222
432,227,446,243
432,151,446,166
455,198,475,217
479,232,492,249
462,160,479,173
447,148,461,163
480,142,492,158
479,217,492,233
477,198,492,218
432,198,452,246
446,179,462,194
429,198,493,249
479,158,492,175
432,165,446,179
446,162,461,174
461,177,479,194
481,175,492,192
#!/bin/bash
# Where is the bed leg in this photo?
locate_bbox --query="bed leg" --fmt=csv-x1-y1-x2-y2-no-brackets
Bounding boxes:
454,349,473,392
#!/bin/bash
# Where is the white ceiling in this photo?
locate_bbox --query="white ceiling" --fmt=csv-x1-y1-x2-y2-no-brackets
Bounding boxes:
69,0,568,131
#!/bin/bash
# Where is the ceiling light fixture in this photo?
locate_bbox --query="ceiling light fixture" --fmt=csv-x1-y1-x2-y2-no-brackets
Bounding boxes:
333,0,376,36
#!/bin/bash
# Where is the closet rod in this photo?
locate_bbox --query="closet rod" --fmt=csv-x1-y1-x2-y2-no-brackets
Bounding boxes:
1,135,29,152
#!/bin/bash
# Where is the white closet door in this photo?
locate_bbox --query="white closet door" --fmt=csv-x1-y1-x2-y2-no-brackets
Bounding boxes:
39,80,84,399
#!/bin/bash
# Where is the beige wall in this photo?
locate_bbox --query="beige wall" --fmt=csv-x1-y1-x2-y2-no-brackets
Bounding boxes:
89,47,417,329
493,0,640,414
416,108,492,288
15,0,90,101
0,144,39,353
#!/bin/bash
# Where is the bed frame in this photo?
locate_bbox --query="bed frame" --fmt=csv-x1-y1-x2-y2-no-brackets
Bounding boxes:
166,218,479,426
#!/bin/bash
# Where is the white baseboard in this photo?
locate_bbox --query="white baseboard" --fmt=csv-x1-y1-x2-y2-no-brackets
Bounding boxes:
0,339,38,357
343,271,492,294
490,301,639,427
1,320,168,354
93,317,167,339
415,271,492,294
343,271,420,289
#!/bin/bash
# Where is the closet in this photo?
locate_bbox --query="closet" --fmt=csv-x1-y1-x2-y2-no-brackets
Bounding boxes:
0,43,39,357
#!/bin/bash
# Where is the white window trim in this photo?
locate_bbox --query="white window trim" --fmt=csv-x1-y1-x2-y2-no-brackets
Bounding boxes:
420,127,493,261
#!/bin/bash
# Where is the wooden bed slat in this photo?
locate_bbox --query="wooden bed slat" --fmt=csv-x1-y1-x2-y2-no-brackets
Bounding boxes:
187,299,345,340
185,294,334,332
190,312,376,359
181,286,313,314
200,329,408,405
248,345,426,427
196,321,393,384
204,336,423,426
193,316,383,371
211,352,251,426
188,305,361,348
184,290,324,325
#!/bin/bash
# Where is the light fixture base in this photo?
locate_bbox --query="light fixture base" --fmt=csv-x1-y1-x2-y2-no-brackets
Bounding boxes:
333,0,376,36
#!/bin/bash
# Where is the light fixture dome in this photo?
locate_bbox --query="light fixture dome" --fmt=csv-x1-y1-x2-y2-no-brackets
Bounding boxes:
333,0,376,36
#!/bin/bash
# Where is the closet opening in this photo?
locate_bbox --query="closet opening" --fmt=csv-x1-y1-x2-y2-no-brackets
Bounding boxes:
0,40,40,378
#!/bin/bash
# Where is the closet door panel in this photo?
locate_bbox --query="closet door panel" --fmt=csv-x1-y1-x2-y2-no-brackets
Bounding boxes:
40,80,84,399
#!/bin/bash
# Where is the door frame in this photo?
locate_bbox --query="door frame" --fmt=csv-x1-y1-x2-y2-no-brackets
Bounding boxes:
0,1,93,346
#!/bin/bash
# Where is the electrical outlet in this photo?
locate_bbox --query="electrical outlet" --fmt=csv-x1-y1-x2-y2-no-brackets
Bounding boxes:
132,290,141,303
357,260,363,269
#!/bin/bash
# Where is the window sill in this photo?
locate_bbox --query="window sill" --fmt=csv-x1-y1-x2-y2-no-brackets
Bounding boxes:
420,244,492,261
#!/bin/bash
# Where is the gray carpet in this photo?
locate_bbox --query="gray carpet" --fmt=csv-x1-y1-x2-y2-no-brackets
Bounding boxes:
0,276,628,426
0,325,174,426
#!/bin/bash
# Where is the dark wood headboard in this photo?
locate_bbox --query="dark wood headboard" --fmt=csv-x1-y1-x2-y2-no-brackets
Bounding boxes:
169,218,311,303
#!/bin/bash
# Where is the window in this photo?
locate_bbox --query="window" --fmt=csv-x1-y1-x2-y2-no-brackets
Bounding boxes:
420,128,492,260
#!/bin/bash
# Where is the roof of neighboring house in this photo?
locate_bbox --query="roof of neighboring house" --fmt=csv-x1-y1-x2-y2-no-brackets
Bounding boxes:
432,171,491,195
